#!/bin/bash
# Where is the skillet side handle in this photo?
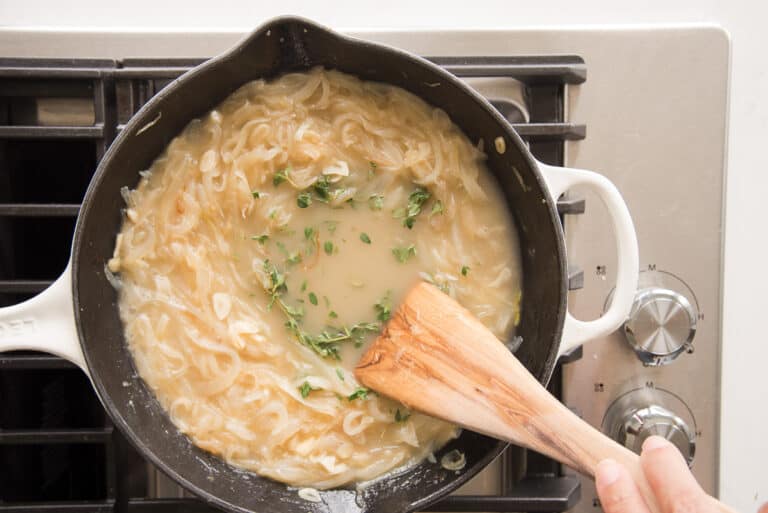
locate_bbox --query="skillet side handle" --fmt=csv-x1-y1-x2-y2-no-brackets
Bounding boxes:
0,262,87,372
538,162,639,355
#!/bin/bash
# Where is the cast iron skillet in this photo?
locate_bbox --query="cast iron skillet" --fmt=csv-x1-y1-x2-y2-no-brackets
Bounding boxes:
0,16,638,513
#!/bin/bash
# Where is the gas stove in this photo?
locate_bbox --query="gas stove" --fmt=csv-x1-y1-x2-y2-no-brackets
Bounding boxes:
0,25,728,513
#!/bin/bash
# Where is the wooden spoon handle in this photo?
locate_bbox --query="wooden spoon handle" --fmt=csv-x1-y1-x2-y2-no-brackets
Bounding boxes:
507,377,661,511
356,283,736,513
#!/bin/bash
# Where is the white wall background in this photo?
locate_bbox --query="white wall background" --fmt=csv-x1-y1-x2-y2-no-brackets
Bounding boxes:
1,1,766,512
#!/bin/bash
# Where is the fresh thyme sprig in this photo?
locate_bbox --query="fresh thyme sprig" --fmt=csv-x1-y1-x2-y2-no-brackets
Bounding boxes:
261,260,380,360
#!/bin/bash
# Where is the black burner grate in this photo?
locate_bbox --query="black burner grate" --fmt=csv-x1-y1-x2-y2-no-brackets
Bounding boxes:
0,55,586,513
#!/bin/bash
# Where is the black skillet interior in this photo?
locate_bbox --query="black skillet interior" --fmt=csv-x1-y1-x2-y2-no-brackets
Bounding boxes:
72,16,567,513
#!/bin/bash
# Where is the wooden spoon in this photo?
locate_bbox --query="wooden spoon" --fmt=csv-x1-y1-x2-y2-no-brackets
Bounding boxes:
355,283,735,513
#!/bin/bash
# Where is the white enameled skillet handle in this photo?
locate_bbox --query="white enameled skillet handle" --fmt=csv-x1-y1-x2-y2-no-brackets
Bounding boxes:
537,162,639,356
0,261,88,372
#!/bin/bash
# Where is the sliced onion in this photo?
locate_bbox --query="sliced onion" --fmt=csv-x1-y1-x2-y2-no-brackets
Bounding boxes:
440,449,466,471
298,487,322,503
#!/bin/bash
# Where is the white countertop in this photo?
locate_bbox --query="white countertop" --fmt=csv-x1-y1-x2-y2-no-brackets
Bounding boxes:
1,1,766,511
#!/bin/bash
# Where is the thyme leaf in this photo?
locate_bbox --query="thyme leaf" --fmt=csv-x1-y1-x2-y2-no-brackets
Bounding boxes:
348,387,370,401
392,244,416,263
374,291,392,322
394,187,431,229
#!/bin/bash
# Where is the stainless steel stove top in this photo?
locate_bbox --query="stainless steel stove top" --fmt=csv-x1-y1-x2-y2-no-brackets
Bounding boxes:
555,27,728,512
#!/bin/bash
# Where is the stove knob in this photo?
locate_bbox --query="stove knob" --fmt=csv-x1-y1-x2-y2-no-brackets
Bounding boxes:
624,287,697,365
614,405,696,465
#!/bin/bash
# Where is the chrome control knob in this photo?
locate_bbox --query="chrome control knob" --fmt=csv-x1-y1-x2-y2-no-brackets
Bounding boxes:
613,405,696,465
624,287,697,365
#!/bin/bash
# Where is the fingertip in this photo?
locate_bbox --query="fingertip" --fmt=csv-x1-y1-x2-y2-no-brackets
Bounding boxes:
641,434,689,470
640,434,705,513
595,459,653,513
642,435,670,453
595,459,622,488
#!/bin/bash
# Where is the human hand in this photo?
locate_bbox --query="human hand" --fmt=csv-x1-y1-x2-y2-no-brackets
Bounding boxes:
596,435,727,513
